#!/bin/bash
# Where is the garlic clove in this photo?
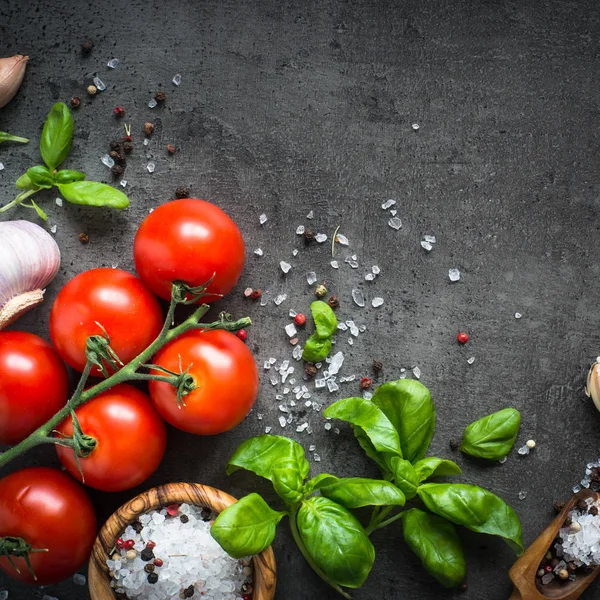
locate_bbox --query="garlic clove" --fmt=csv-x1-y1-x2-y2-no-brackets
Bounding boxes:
0,220,60,330
586,358,600,412
0,55,28,109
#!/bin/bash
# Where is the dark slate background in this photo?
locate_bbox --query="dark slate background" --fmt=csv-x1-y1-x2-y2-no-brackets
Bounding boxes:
2,0,600,598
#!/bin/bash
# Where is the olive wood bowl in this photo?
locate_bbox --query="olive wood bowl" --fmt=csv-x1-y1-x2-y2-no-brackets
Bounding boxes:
88,482,276,600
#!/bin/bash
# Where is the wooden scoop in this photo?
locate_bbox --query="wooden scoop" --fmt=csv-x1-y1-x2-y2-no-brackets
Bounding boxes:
509,490,600,600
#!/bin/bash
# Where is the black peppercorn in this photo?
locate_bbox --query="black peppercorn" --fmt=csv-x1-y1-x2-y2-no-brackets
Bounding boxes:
303,229,315,244
568,562,578,572
132,520,143,533
327,296,339,309
305,363,317,378
201,508,212,521
184,585,195,597
81,40,93,54
550,558,560,569
78,232,89,244
123,140,134,154
147,572,159,584
449,439,460,451
577,499,588,512
155,91,166,103
564,515,572,527
144,564,155,573
372,359,383,373
141,548,155,562
553,500,567,514
180,514,189,523
109,140,122,152
70,97,81,109
590,506,599,516
175,186,190,199
167,143,176,154
110,164,123,178
109,150,120,162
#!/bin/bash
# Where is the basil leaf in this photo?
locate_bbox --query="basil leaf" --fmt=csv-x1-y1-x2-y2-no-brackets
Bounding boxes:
302,334,332,362
271,461,305,504
305,473,339,494
310,301,337,338
414,457,462,484
353,425,395,476
15,173,35,190
371,379,436,463
418,483,523,554
297,496,375,588
388,457,419,499
28,199,48,221
227,434,310,484
324,397,402,456
319,477,406,508
26,165,54,189
401,508,466,588
40,102,73,170
460,408,521,461
54,169,86,184
57,181,129,209
211,493,285,558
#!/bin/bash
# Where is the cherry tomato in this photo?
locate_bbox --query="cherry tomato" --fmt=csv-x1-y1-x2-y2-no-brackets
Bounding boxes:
149,330,258,435
0,332,68,445
55,384,166,491
49,268,163,375
133,198,245,302
0,467,96,585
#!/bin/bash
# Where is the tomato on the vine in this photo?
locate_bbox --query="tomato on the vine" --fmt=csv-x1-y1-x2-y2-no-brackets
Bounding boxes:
133,198,245,302
49,268,163,375
55,384,167,492
0,332,68,445
149,330,258,435
0,467,96,585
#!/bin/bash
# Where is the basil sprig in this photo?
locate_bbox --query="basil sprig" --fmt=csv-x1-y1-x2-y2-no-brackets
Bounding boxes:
302,301,337,362
0,102,129,219
213,380,523,596
460,408,521,460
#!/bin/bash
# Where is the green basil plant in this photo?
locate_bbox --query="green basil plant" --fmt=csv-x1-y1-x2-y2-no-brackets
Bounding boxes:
211,379,523,598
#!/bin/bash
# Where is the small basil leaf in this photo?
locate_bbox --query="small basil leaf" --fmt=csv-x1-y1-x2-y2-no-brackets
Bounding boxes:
26,165,54,189
271,461,305,504
28,199,48,221
324,397,402,456
211,493,285,558
319,477,406,508
15,173,35,190
413,457,462,484
297,496,375,588
460,408,521,461
310,300,338,338
418,483,523,554
388,457,419,499
54,169,86,184
302,334,333,362
401,508,466,588
305,473,339,494
371,379,436,463
40,102,73,170
227,434,310,483
57,181,129,209
352,424,395,476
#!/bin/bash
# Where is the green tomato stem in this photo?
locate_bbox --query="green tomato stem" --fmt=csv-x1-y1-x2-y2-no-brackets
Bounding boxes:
0,288,251,471
288,504,353,599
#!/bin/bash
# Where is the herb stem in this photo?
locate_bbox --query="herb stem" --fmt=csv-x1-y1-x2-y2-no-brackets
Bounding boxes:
0,189,38,213
367,510,404,533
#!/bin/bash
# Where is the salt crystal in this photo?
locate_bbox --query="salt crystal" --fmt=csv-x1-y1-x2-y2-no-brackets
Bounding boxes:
517,445,530,456
148,98,158,108
336,233,349,245
120,180,127,187
278,404,289,413
467,356,475,365
146,162,155,173
315,378,327,389
0,163,4,171
269,357,277,364
265,426,272,433
279,416,287,427
274,294,287,305
285,323,297,337
50,224,57,234
413,366,421,379
327,379,339,393
515,312,522,319
280,261,292,274
307,210,314,219
423,235,436,243
372,265,381,274
337,323,348,331
306,271,317,285
55,197,63,206
390,209,397,216
388,217,402,230
328,352,344,375
254,248,263,256
412,123,420,130
372,297,384,308
365,273,376,281
107,58,120,68
573,484,582,493
73,573,86,585
296,423,309,432
448,268,461,282
352,289,365,307
0,592,8,600
349,260,359,268
316,233,327,243
421,241,433,252
143,138,150,146
541,573,555,585
518,491,527,500
499,457,507,464
259,213,268,225
172,73,182,86
350,325,359,337
381,199,396,210
348,337,354,345
324,422,332,430
101,154,115,168
292,345,303,360
93,76,106,91
314,453,321,462
269,375,278,386
296,225,305,234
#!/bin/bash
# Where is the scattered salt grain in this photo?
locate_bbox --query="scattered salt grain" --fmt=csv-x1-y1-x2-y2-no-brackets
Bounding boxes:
265,426,272,433
279,416,287,427
423,235,436,244
93,76,105,91
254,248,263,256
292,345,303,360
381,199,396,210
280,261,292,274
285,323,297,338
55,197,63,206
518,491,527,500
388,217,402,230
541,573,555,585
352,289,365,307
448,268,461,282
515,312,522,319
331,260,339,269
315,233,327,243
172,73,182,86
306,271,317,285
259,213,268,225
412,123,420,131
413,366,421,379
372,265,381,275
73,573,86,585
336,233,349,245
372,297,384,308
101,154,115,168
120,180,127,187
517,445,530,456
274,294,287,305
467,356,475,365
337,323,348,331
328,352,344,375
421,241,433,252
365,273,376,281
107,58,120,68
307,210,314,219
0,163,4,171
296,225,305,235
148,98,158,108
50,224,57,234
499,457,508,464
146,162,155,173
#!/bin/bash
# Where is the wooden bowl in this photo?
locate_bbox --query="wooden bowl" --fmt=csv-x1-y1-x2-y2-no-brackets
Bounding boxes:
88,482,276,600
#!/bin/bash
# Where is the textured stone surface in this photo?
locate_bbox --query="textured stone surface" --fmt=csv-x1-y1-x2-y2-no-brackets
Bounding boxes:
2,0,600,599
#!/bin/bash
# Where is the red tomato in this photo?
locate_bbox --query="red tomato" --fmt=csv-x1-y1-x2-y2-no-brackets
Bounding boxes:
49,268,163,375
55,384,166,491
0,467,96,585
0,332,68,445
133,198,245,302
149,330,258,435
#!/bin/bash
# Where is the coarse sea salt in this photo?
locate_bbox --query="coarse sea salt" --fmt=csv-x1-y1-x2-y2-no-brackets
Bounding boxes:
556,497,600,566
108,503,251,599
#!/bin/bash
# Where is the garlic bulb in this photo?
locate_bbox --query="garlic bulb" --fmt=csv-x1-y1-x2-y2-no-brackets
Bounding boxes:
0,221,60,330
586,358,600,412
0,55,28,109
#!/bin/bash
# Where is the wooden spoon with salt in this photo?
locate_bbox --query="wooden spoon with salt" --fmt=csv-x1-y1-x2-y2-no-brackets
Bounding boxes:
509,490,600,600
